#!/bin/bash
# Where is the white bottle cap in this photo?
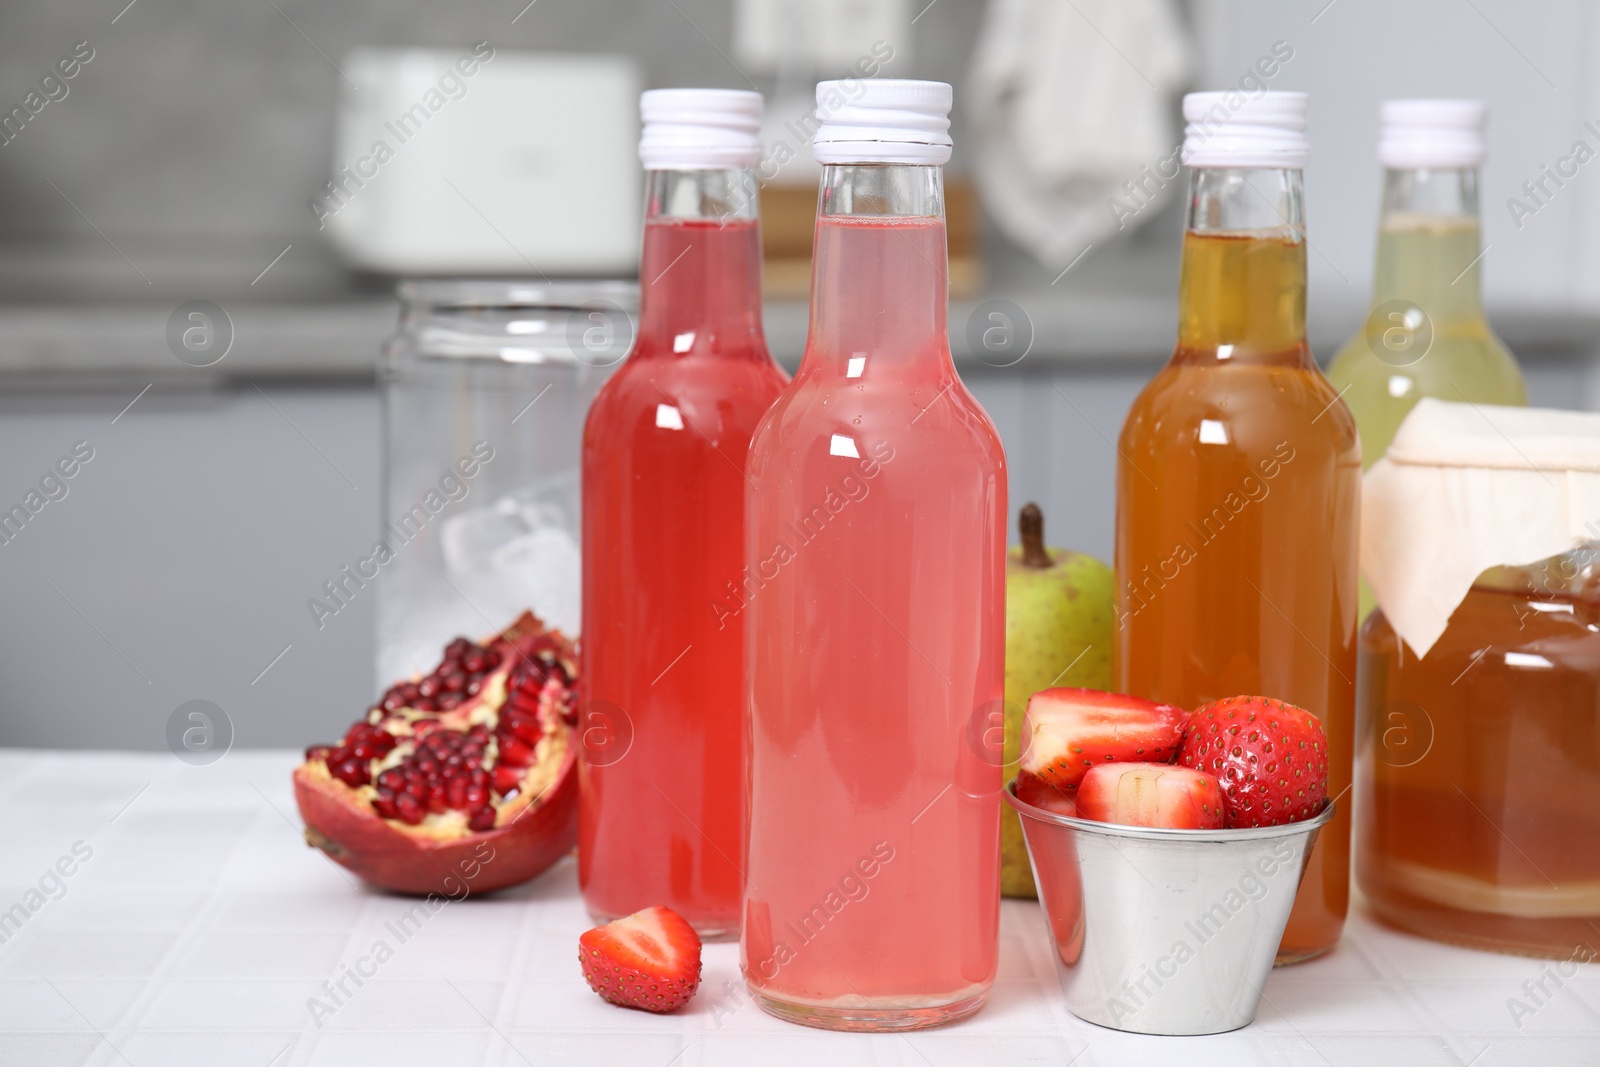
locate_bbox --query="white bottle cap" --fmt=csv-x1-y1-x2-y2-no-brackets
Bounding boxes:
1378,99,1486,169
639,88,763,170
1182,91,1309,170
812,79,952,166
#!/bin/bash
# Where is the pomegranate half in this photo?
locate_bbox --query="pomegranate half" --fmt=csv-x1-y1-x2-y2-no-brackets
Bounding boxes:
293,611,578,896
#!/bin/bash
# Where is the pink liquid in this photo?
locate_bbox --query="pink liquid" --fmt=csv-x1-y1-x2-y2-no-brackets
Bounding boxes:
580,215,787,937
742,214,1006,1027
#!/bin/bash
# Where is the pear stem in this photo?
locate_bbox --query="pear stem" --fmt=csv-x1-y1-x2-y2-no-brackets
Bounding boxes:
1019,502,1052,568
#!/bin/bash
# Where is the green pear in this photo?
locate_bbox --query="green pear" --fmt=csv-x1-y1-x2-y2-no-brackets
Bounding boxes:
1002,501,1114,898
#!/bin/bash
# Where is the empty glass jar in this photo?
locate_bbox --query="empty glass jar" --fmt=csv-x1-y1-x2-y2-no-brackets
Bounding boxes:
375,280,635,685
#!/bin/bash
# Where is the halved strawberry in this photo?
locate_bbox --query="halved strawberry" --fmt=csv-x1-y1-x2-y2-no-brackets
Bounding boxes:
1018,687,1188,793
1076,762,1224,829
1177,695,1328,828
1015,774,1078,817
579,905,702,1013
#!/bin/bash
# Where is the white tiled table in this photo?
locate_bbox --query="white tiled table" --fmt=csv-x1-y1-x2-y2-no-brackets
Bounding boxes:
0,750,1595,1066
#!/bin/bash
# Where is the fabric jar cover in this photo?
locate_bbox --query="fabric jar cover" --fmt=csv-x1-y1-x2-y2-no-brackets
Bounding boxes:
1362,397,1600,656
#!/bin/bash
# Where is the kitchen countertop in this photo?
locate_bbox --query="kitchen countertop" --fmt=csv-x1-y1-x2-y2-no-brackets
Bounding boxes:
0,749,1594,1066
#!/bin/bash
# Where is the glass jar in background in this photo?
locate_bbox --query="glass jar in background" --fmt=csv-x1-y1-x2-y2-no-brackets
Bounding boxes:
1357,551,1600,958
376,280,636,686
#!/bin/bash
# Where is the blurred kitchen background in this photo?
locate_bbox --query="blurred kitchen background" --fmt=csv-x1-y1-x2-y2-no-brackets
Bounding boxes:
1,0,1597,749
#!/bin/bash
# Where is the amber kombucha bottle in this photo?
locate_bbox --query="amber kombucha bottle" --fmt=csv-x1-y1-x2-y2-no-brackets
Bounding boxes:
1114,92,1361,963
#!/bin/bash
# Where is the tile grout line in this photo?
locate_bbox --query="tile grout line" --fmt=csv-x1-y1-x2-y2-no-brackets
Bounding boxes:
292,866,387,1066
1340,908,1497,1064
484,868,555,1067
4,755,166,1062
76,770,265,1067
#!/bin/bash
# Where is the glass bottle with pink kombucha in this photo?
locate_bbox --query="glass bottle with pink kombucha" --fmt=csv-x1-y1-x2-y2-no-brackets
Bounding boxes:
742,80,1007,1031
581,90,787,938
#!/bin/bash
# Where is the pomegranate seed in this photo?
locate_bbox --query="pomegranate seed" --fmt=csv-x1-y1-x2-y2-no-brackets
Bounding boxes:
465,782,487,807
465,678,483,696
498,737,533,767
426,781,448,813
332,758,369,788
305,744,331,762
372,790,400,819
418,677,441,698
484,649,503,670
446,776,468,809
504,690,541,716
400,682,421,701
437,693,463,711
492,765,521,795
460,651,485,673
381,692,406,712
395,792,425,825
468,806,496,832
442,672,465,693
377,769,405,791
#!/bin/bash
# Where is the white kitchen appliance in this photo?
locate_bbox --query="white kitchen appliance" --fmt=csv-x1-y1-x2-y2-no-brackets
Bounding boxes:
322,47,641,275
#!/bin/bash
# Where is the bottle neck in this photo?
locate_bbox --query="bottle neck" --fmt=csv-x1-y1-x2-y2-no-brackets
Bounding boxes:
806,164,949,372
1371,167,1484,321
636,168,766,355
1176,167,1308,366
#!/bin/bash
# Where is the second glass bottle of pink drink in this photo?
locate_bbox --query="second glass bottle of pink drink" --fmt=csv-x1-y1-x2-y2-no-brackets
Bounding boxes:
742,81,1006,1031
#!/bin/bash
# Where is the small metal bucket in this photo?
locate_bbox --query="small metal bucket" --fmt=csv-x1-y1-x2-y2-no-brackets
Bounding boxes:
1006,780,1334,1036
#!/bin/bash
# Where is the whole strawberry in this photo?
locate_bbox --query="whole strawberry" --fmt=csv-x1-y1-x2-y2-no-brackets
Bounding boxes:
579,906,702,1013
1178,695,1328,828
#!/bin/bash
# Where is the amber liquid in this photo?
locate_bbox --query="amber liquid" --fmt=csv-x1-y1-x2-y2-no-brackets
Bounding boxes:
1358,579,1600,958
1115,230,1362,962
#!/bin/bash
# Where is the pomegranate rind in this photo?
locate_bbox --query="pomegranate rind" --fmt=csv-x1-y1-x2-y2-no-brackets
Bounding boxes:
293,746,577,896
